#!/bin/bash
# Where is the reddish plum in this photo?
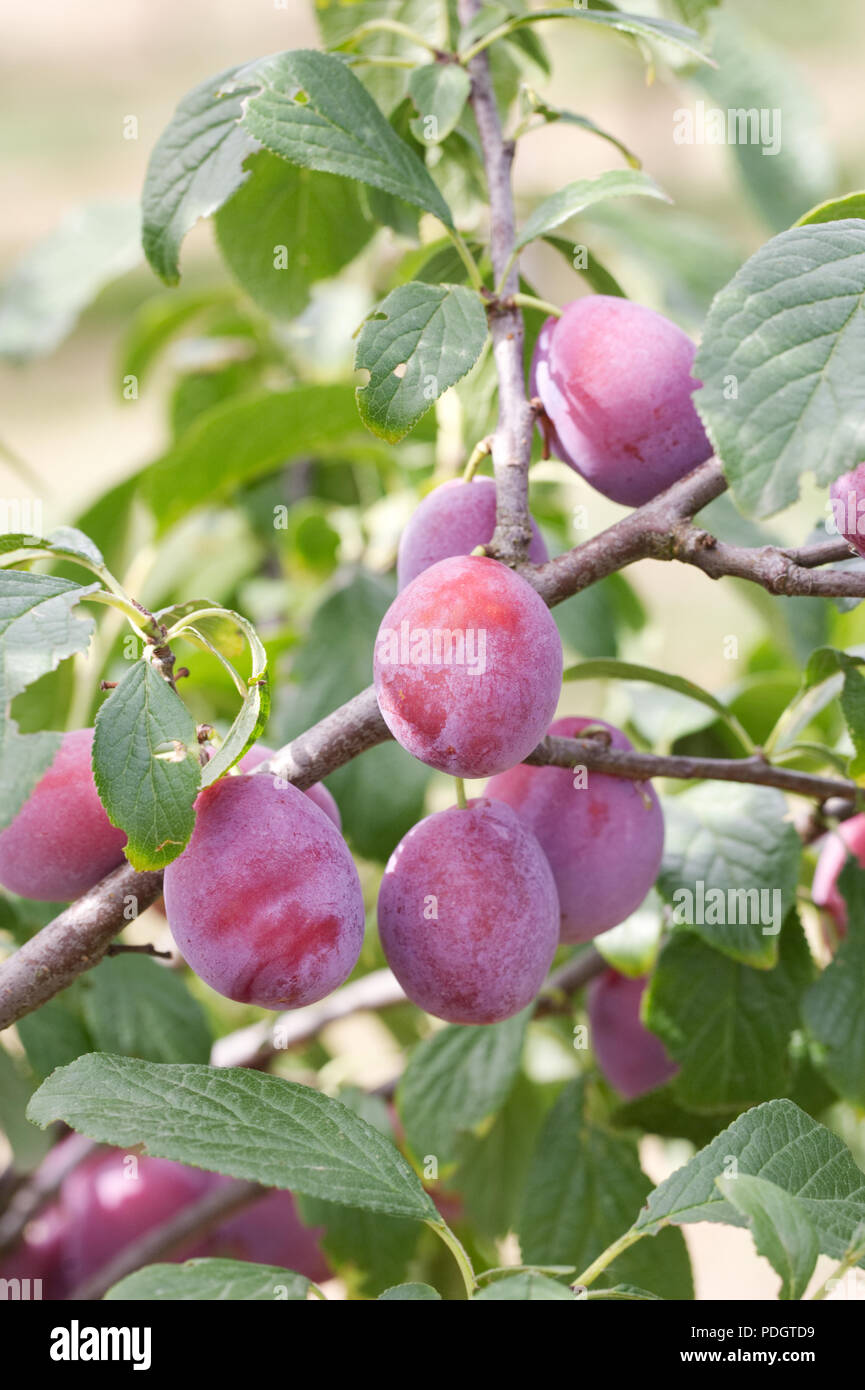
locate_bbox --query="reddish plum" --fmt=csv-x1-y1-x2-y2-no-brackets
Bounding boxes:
0,728,127,901
829,463,865,558
530,296,712,506
374,555,562,778
486,716,664,942
377,798,559,1024
587,969,678,1098
812,812,865,936
163,774,364,1009
397,478,548,590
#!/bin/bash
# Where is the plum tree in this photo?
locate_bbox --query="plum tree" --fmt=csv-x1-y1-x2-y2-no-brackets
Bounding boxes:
238,744,341,828
397,477,548,589
2,1146,329,1296
377,798,559,1024
374,554,563,778
587,968,678,1098
812,812,865,935
0,728,127,901
829,463,865,558
163,774,364,1009
486,716,664,941
530,297,712,506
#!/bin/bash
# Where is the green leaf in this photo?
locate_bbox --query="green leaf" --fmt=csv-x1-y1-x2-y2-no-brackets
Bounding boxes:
215,151,375,318
408,64,471,144
236,50,454,228
472,1273,575,1300
543,234,627,299
803,860,865,1107
397,1011,529,1167
635,1098,865,1266
611,1086,733,1149
17,991,93,1080
80,955,212,1064
645,921,809,1110
105,1258,309,1301
0,202,142,361
355,282,488,442
518,1079,693,1299
0,1043,52,1171
594,889,663,978
563,657,751,752
274,569,431,862
584,1283,661,1300
0,527,105,571
119,288,236,389
142,63,262,283
694,13,835,233
0,721,61,832
796,192,865,227
379,1282,442,1300
139,385,377,532
716,1174,818,1300
452,1073,547,1240
514,169,669,252
28,1055,438,1221
92,659,201,870
521,93,641,170
461,7,713,67
695,220,865,518
657,783,802,967
0,571,96,704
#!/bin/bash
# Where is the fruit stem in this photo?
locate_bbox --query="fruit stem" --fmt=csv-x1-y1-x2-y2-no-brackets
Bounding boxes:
573,1226,647,1289
427,1219,476,1298
510,292,562,319
463,435,492,481
455,777,468,809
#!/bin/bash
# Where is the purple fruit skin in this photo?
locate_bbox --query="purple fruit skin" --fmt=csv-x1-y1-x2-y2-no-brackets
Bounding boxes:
829,463,865,559
530,316,579,471
3,1145,329,1297
377,798,559,1024
397,478,549,590
530,296,712,506
486,716,664,942
374,554,563,779
163,774,364,1010
812,811,865,935
587,969,678,1099
0,728,127,901
239,744,341,829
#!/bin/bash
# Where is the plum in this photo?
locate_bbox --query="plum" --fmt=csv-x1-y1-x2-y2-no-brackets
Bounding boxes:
239,744,341,829
377,797,559,1024
0,728,127,901
587,969,678,1098
374,554,562,779
530,296,713,506
829,463,865,558
812,812,865,936
486,716,664,942
397,477,548,589
163,774,364,1009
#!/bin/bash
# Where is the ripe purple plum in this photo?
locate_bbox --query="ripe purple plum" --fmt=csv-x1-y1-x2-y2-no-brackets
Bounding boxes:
812,812,865,937
238,744,341,829
587,969,678,1098
530,297,713,506
0,728,127,901
374,555,563,779
377,798,559,1024
829,463,865,558
397,478,549,589
163,774,364,1009
486,716,664,942
3,1146,330,1297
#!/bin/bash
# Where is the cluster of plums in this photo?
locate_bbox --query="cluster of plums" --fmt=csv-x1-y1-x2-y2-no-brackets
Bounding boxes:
1,1139,328,1298
1,295,718,1084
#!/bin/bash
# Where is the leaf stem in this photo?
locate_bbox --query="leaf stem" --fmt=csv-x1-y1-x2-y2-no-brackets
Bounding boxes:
460,20,519,64
446,228,486,292
574,1226,648,1288
427,1219,476,1298
339,18,445,57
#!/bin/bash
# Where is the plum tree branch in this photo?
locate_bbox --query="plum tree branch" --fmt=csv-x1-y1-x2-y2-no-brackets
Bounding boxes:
460,0,535,564
2,472,862,1031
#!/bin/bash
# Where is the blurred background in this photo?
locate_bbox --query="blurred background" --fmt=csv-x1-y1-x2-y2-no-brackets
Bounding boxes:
2,0,865,1299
